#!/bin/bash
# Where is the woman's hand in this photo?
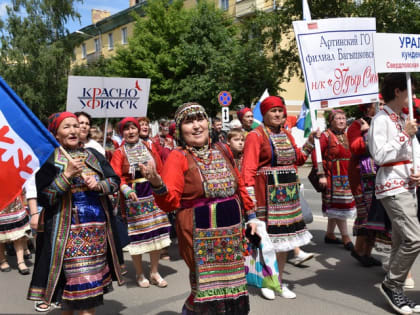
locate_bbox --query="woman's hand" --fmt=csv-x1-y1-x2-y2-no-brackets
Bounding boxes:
139,160,163,188
83,175,101,192
404,119,418,137
128,192,138,202
318,176,327,190
248,222,257,235
359,118,369,132
64,159,83,179
30,214,39,231
308,128,321,144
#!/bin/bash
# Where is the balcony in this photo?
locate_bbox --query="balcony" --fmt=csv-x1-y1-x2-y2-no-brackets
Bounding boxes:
235,0,274,18
86,51,102,63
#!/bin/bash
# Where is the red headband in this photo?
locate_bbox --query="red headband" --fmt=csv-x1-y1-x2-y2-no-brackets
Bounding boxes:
237,107,252,121
260,96,287,117
119,117,140,135
47,112,77,135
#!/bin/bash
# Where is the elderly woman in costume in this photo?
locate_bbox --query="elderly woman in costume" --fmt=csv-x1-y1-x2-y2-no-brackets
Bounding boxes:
237,107,253,135
27,112,123,314
315,109,356,250
241,96,318,299
140,102,257,314
110,117,171,288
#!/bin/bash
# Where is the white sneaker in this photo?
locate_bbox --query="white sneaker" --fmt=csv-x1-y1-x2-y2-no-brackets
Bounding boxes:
404,278,415,290
280,283,296,299
290,250,314,266
261,288,275,300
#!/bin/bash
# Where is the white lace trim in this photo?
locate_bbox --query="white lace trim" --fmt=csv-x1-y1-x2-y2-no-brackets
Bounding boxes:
269,230,313,252
324,209,356,219
0,227,31,242
128,237,171,256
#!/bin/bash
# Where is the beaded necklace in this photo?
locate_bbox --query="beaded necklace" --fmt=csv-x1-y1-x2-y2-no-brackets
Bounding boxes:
186,144,213,165
263,125,296,166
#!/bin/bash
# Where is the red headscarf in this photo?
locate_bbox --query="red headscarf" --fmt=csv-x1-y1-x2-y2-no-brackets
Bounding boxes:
237,107,252,122
260,96,287,117
47,112,77,136
119,117,140,135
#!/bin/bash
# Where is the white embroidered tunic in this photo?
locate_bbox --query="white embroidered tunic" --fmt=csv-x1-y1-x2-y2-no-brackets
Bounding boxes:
368,105,420,198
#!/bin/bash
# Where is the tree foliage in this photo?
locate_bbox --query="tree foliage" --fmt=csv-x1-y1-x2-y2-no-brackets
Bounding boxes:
0,0,82,122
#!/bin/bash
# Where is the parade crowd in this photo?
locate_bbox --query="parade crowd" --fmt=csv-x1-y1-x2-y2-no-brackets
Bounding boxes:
2,73,420,315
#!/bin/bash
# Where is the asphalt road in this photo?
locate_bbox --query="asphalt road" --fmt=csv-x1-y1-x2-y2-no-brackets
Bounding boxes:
0,165,419,315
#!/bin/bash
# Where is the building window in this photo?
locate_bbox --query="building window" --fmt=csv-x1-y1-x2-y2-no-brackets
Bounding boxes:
94,38,101,52
122,27,128,45
81,43,87,59
220,0,229,10
108,33,114,50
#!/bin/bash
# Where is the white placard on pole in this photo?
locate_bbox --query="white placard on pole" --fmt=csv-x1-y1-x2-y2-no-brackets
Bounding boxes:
66,76,151,118
373,33,420,171
293,18,379,110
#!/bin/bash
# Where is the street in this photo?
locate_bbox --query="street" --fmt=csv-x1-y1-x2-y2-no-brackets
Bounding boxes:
0,165,419,315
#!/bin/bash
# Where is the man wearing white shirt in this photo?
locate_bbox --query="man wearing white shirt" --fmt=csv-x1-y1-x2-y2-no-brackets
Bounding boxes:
369,73,420,315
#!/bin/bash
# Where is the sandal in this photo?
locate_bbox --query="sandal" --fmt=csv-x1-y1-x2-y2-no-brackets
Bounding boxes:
136,274,150,288
17,261,30,275
0,259,11,272
150,273,168,288
34,301,51,312
24,249,32,260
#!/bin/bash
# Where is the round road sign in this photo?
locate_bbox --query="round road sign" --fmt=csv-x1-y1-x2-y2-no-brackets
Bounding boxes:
218,91,232,107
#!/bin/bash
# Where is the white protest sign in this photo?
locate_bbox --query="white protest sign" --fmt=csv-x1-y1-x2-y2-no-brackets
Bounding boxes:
66,76,151,118
374,33,420,73
293,18,378,109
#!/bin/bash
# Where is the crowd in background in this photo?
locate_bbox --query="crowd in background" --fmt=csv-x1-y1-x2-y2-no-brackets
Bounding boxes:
2,73,420,314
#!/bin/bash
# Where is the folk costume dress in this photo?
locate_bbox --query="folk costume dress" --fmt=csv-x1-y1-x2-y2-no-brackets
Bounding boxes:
111,140,171,256
241,125,313,252
27,148,123,310
0,194,31,243
153,143,255,315
348,120,391,243
315,130,356,219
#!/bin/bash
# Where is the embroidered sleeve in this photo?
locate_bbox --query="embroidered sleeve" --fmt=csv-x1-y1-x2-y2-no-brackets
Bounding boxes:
121,184,135,199
41,173,71,206
98,177,119,195
369,114,411,165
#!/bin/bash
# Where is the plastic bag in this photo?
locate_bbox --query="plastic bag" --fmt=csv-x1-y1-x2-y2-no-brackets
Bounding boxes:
244,220,281,292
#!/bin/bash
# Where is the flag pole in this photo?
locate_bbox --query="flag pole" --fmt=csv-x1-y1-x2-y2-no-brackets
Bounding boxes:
59,146,74,162
406,72,417,172
302,0,323,166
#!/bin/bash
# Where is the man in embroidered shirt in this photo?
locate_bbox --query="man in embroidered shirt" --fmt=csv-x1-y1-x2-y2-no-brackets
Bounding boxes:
369,73,420,315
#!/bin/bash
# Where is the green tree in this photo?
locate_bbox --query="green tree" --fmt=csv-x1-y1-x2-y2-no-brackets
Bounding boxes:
108,0,189,119
0,0,82,122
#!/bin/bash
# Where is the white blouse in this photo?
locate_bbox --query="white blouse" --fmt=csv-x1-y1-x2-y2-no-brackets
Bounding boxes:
368,105,420,199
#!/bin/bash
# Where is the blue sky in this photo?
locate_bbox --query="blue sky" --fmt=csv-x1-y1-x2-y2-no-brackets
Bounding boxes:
0,0,129,33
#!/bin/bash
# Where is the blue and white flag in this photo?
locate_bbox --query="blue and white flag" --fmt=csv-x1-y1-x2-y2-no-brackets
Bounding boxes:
252,89,269,127
0,77,58,209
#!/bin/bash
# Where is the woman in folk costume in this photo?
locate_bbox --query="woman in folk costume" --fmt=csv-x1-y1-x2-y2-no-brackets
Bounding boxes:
0,190,32,275
237,107,254,135
348,103,387,267
314,109,356,250
241,96,318,299
27,112,123,314
110,117,171,288
140,102,257,314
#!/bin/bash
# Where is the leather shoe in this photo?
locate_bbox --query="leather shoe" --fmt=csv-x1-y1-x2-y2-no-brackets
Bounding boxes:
344,242,354,251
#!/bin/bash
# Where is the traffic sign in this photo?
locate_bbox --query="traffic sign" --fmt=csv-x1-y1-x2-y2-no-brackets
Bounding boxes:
218,91,232,107
221,107,229,123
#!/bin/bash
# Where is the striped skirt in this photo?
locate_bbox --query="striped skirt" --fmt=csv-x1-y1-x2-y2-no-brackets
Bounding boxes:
261,166,312,252
0,195,30,242
125,180,171,255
